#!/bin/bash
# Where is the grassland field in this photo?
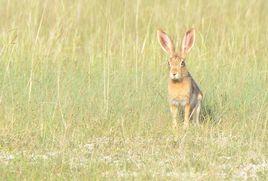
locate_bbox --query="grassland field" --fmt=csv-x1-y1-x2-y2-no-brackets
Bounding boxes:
0,0,267,180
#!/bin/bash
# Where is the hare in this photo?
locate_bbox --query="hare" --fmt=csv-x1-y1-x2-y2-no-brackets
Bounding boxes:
157,29,203,132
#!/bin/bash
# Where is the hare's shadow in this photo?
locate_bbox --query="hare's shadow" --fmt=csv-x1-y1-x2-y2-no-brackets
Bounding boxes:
200,103,220,124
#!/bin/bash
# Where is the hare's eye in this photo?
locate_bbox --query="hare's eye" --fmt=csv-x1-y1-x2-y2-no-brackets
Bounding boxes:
180,61,185,67
168,62,171,67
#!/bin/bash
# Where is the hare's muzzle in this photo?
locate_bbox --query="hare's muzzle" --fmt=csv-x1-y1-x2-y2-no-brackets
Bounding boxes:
169,72,181,80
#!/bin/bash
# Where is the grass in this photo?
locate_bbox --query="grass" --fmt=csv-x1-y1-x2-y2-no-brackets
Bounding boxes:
0,0,267,180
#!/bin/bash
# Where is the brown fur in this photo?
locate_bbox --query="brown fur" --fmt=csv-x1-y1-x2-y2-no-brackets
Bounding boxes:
157,29,203,134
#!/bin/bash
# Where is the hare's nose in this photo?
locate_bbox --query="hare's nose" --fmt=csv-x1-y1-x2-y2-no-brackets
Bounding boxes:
172,73,177,76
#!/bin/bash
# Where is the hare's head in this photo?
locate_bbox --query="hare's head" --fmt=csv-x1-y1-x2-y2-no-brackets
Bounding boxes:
157,29,195,81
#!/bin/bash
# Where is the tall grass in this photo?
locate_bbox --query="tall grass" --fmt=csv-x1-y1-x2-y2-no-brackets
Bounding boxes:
0,0,267,179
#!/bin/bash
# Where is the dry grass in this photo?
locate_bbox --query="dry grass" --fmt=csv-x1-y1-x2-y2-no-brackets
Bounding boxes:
0,0,267,179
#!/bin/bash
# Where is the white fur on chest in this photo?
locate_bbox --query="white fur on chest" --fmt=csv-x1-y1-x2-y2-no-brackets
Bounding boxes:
170,98,187,107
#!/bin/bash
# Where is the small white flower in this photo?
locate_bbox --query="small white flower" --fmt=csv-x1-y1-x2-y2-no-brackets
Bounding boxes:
0,152,15,161
84,143,94,153
235,161,268,179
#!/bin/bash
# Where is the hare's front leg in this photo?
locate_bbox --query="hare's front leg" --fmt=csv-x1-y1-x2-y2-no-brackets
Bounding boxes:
183,104,191,130
170,105,179,140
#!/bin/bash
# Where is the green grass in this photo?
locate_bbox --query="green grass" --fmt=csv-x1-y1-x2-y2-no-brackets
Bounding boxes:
0,0,267,180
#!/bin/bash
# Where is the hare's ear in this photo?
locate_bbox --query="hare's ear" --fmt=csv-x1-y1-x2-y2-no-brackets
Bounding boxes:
157,30,175,55
181,28,195,54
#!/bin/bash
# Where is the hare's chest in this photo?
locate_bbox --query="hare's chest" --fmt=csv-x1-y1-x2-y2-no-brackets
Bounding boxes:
170,98,187,107
168,80,192,107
